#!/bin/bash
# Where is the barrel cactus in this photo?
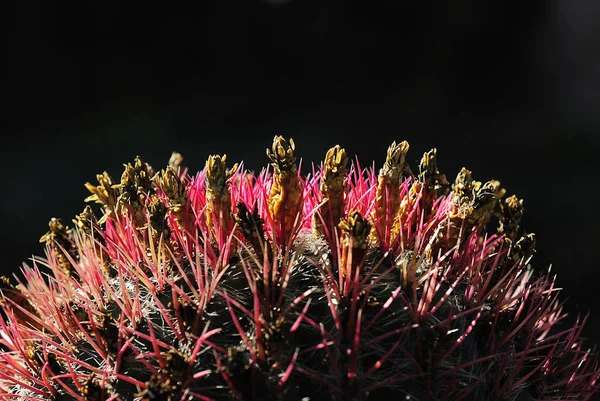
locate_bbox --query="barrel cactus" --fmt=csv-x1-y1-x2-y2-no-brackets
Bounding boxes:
0,136,598,400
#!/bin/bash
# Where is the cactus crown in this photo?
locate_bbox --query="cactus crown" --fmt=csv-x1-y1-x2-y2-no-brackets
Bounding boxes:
0,137,598,401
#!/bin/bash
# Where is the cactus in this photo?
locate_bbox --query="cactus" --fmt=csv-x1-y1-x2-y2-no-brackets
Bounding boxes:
0,136,598,401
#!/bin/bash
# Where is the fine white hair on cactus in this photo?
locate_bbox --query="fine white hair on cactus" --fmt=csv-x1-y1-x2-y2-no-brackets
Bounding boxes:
0,137,598,401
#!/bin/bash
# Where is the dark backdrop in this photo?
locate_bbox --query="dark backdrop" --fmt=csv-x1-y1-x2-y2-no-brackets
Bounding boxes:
2,0,600,390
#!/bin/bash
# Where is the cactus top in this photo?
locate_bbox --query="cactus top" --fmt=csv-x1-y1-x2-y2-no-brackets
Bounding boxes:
0,136,598,401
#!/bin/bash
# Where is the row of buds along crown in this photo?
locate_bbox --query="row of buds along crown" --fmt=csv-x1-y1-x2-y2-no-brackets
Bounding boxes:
0,135,597,401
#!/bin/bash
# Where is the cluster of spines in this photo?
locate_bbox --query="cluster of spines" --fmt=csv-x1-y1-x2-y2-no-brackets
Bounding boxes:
0,136,598,401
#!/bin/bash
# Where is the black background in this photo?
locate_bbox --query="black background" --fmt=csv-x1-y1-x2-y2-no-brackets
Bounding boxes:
2,0,600,393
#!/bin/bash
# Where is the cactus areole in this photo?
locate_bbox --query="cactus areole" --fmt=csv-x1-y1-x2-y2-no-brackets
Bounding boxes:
0,136,598,401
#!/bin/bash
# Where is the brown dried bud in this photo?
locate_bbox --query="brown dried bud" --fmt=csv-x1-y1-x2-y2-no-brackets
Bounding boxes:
267,136,304,244
154,167,188,217
339,211,371,278
85,172,118,223
40,218,77,279
235,202,267,259
205,155,237,200
72,205,97,234
497,195,524,241
419,148,450,221
111,156,155,227
381,140,411,184
39,217,70,244
168,152,184,171
147,194,170,240
371,141,411,247
419,148,449,192
86,156,155,226
453,168,476,202
339,211,371,250
122,157,154,190
314,145,348,237
205,155,237,240
266,135,297,174
470,180,505,226
512,233,536,262
321,145,349,194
